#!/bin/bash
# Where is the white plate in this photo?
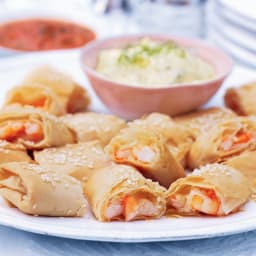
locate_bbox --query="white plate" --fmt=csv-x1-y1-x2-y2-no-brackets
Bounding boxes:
218,0,256,23
0,50,255,242
209,31,256,68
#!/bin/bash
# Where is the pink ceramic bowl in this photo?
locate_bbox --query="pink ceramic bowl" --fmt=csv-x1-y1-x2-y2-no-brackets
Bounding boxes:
80,35,233,119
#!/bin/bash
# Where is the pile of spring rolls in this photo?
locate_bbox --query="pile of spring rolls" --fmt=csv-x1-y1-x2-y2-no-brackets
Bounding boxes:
0,68,255,222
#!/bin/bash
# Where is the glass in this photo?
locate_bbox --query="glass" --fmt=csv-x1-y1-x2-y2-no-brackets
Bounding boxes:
128,0,207,38
90,0,139,36
91,0,130,14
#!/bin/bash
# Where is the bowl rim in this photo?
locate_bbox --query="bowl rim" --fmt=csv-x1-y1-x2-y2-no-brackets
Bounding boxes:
80,33,233,91
0,17,97,53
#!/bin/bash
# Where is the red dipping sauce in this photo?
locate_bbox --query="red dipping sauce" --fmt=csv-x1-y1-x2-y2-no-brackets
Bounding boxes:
0,19,96,51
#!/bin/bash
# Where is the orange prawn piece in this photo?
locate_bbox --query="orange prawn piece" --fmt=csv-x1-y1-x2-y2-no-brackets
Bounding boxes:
29,97,46,108
132,146,155,163
24,122,44,142
114,146,155,163
0,121,25,141
114,148,132,161
191,195,203,210
233,133,251,144
221,131,252,151
124,195,139,219
191,189,220,215
123,194,157,221
0,120,43,142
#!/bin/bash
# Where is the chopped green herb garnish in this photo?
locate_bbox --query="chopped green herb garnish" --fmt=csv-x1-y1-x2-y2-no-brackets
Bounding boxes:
173,48,186,58
117,38,185,68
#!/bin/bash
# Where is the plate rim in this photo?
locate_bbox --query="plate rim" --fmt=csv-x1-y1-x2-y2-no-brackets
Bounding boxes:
0,51,255,242
1,209,256,242
216,0,256,24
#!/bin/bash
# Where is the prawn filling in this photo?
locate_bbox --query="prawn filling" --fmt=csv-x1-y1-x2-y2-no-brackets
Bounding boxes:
114,145,157,164
105,192,159,221
8,93,47,108
0,119,44,143
168,187,224,216
220,128,256,152
8,87,49,109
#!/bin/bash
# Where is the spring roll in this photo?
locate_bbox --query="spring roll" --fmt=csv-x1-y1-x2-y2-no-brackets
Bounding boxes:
174,107,236,139
0,140,31,163
166,164,251,216
0,105,76,149
84,164,166,222
34,141,111,183
225,150,256,194
106,125,185,188
61,112,126,146
4,84,65,116
224,81,256,115
131,113,193,167
22,66,90,113
188,117,256,169
0,162,86,216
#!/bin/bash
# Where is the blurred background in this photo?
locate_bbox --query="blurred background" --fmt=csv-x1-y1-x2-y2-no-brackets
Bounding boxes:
0,0,255,68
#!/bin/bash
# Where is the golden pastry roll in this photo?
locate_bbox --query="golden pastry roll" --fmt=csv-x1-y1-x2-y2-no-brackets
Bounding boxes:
166,164,251,216
61,112,126,146
188,116,256,169
22,66,90,113
84,164,166,222
224,81,256,115
225,150,256,194
0,162,86,216
174,107,236,139
105,125,185,188
0,141,31,163
34,141,111,183
0,105,76,149
131,113,193,167
4,84,65,116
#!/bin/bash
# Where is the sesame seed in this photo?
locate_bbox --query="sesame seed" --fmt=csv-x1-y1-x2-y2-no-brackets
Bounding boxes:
82,176,88,181
66,209,73,215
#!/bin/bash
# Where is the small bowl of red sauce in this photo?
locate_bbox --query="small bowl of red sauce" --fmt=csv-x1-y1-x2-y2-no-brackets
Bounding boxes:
0,18,96,52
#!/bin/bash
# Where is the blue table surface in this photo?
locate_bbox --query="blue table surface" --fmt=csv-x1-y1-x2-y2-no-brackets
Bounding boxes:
0,225,255,256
